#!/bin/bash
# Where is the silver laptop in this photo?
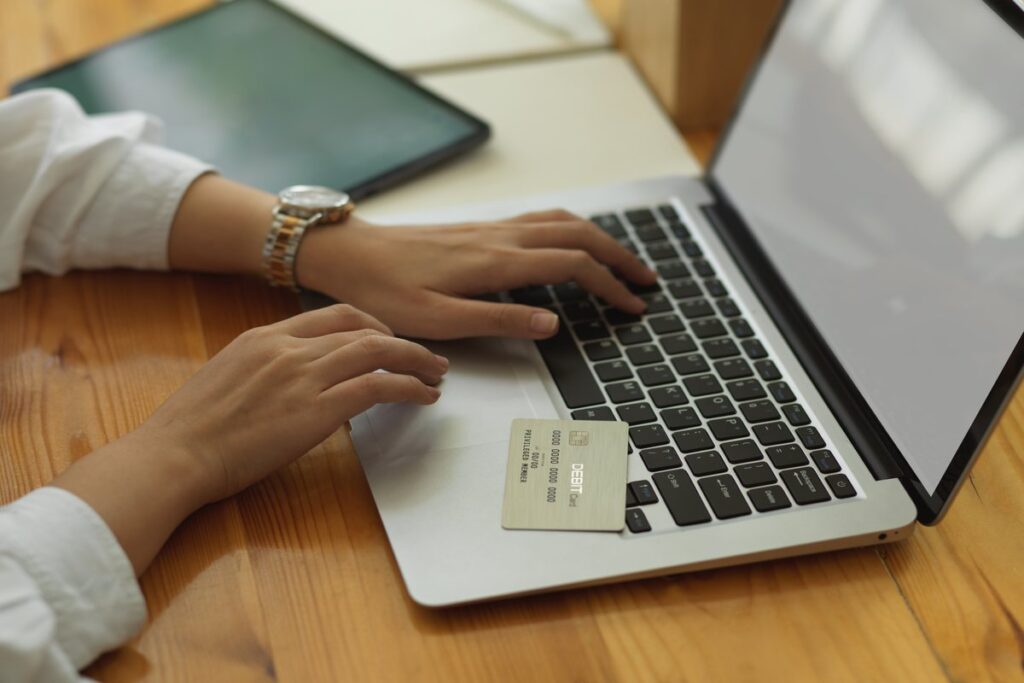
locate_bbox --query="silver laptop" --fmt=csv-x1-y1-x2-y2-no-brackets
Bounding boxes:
351,0,1024,606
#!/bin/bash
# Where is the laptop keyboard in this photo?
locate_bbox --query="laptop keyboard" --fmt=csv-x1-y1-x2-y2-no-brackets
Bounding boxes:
517,203,860,534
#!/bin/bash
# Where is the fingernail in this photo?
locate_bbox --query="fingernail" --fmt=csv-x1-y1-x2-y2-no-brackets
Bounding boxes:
645,267,659,282
631,296,647,312
529,311,559,335
434,354,450,371
427,387,441,400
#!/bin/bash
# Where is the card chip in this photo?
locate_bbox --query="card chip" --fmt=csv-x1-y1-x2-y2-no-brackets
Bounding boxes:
570,431,589,446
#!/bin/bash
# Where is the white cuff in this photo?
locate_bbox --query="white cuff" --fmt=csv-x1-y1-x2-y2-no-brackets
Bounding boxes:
0,487,147,669
71,143,214,272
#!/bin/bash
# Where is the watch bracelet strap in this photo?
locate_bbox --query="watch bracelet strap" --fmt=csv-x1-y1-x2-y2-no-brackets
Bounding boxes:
261,212,313,292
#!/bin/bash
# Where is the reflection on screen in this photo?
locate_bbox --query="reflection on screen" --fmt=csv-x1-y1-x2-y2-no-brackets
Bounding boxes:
714,0,1024,494
18,0,481,193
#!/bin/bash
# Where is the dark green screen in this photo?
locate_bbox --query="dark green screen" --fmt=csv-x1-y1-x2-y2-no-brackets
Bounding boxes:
14,0,487,195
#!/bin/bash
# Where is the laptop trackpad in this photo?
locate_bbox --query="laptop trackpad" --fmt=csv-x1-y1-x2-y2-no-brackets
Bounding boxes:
351,336,558,466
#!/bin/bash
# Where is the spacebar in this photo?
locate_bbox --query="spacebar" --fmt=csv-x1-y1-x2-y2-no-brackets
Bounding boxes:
534,323,605,409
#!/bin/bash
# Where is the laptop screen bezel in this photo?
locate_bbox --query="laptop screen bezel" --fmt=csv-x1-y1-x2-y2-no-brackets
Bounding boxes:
701,0,1024,524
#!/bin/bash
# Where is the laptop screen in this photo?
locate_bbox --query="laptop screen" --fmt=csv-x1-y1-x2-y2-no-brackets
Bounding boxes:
711,0,1024,497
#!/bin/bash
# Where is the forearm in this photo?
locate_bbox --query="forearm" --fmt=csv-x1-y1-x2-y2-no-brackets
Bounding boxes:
50,428,213,576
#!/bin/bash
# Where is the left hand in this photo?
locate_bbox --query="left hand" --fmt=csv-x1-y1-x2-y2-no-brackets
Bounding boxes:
295,209,658,340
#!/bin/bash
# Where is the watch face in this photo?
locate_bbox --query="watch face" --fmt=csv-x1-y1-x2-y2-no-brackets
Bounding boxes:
279,185,350,212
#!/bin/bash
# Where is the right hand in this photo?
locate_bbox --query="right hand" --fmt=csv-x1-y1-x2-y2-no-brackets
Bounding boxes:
137,304,446,504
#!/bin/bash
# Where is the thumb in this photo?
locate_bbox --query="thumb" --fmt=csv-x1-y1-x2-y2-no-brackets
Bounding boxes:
432,296,561,339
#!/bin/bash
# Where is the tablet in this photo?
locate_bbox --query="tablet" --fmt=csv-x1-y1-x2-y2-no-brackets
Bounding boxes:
12,0,490,199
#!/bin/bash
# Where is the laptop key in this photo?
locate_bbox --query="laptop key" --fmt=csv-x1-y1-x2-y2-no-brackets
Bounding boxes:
741,338,768,359
629,480,659,505
668,279,702,299
753,421,796,446
671,353,709,375
627,344,664,366
683,374,723,397
649,385,688,408
571,406,616,421
765,444,808,469
810,449,841,474
825,473,856,498
680,240,703,259
591,213,626,237
616,324,652,345
754,359,782,381
715,358,753,380
641,292,673,314
699,474,752,519
796,426,826,449
653,470,712,526
583,339,620,361
692,259,715,277
722,439,763,463
657,259,690,280
661,406,701,430
617,402,656,425
673,427,714,453
626,279,662,295
626,484,639,507
607,381,644,404
535,323,605,408
668,221,691,239
726,379,766,401
638,364,675,387
635,223,668,243
661,333,697,355
690,318,728,339
748,485,792,512
630,424,669,448
768,381,797,403
625,208,657,225
729,318,755,338
781,467,831,505
563,300,599,322
704,278,728,298
686,450,727,476
708,417,749,441
625,508,652,533
553,281,587,302
641,446,682,472
695,395,736,417
716,298,741,318
595,360,633,382
656,204,679,221
739,399,779,423
573,320,611,341
782,403,811,426
735,462,777,487
649,314,686,335
703,338,741,359
679,298,715,319
646,241,679,261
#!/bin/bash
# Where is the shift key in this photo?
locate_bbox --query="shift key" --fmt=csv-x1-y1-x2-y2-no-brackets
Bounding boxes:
653,470,711,526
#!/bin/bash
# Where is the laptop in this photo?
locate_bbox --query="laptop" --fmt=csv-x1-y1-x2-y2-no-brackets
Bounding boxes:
351,0,1024,606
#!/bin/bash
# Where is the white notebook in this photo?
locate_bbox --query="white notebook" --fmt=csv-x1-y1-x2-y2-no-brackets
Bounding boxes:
272,0,611,72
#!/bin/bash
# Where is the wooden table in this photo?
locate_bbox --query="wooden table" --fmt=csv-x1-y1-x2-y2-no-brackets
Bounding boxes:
2,1,1023,681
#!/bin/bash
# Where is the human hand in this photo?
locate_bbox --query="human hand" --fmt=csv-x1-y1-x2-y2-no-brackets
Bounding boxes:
136,304,445,503
295,210,659,340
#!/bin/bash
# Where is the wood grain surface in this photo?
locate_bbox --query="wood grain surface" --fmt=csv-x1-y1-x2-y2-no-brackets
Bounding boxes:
2,1,1023,681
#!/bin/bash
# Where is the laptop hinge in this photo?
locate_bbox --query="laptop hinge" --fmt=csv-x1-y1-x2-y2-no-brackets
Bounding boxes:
700,192,906,483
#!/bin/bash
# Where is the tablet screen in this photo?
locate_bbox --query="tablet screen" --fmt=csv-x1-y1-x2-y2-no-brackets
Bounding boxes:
12,0,489,198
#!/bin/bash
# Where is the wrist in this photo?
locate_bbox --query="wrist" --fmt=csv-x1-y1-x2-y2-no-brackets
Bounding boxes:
293,215,370,294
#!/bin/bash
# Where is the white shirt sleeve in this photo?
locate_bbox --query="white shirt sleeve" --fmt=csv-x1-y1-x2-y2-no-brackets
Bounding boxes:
0,487,146,682
0,88,213,292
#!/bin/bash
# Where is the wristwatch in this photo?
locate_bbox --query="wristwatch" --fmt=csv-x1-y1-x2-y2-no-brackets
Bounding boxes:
262,185,355,291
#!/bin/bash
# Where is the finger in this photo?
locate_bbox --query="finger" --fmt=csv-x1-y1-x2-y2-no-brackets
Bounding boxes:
503,208,581,224
313,334,449,387
425,295,561,339
304,328,391,356
498,249,646,313
320,372,441,418
277,303,392,338
516,221,657,284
